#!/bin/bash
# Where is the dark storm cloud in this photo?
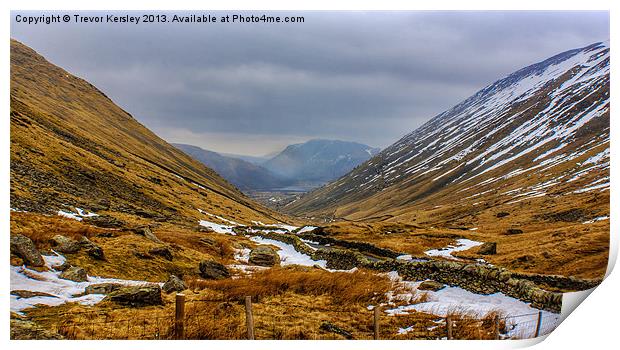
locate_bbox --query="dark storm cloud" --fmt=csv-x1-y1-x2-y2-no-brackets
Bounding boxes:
11,11,609,155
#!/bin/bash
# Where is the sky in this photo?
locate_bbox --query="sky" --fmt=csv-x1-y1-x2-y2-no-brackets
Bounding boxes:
11,11,609,156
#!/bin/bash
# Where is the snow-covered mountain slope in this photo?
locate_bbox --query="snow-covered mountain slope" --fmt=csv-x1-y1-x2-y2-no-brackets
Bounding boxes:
286,42,609,221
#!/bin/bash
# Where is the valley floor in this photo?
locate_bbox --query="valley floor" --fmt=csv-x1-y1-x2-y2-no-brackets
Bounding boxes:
10,205,602,340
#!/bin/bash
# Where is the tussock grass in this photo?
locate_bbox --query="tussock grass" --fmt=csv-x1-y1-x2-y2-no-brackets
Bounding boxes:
155,226,237,262
188,266,391,305
10,212,105,246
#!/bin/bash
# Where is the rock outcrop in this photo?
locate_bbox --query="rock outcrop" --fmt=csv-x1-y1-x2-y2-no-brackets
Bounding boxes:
199,260,231,279
478,242,497,255
84,283,123,295
249,246,280,267
50,235,81,254
418,280,445,291
149,246,173,261
79,236,105,260
105,285,163,306
162,275,187,293
10,234,45,267
59,266,88,282
132,226,163,244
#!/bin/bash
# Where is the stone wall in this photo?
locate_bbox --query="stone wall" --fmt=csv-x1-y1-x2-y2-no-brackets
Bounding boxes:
247,232,602,313
298,233,404,259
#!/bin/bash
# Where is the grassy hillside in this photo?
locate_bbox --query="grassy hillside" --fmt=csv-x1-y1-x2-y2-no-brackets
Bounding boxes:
10,39,290,226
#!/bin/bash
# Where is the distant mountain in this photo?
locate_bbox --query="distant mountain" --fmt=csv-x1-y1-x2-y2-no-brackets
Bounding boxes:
262,139,381,184
286,42,609,221
173,144,291,191
220,153,271,166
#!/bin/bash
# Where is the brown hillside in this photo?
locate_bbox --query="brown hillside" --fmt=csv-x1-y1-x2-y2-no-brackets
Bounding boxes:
10,39,288,225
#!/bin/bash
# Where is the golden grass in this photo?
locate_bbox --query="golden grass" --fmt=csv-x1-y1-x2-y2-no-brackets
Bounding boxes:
21,293,506,340
154,224,238,263
188,266,391,305
311,193,609,279
10,212,105,247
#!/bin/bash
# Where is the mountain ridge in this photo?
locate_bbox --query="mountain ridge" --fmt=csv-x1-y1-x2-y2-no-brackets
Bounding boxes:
172,143,292,191
285,41,609,222
10,39,287,225
262,139,380,184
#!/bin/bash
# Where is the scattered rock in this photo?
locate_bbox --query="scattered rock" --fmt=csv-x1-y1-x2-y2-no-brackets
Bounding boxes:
478,242,497,255
149,246,173,261
162,275,187,293
83,214,125,228
249,246,280,267
84,283,124,295
79,236,105,260
50,235,81,254
10,234,45,267
105,285,163,306
59,266,88,282
496,212,510,218
199,260,230,280
132,226,163,244
538,208,587,222
506,228,524,235
418,280,445,291
11,290,58,299
10,319,64,339
319,321,354,339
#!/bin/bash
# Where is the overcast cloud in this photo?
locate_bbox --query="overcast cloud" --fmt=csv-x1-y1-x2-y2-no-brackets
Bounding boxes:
11,11,609,155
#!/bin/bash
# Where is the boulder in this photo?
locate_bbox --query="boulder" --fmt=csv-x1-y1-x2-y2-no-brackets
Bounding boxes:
162,275,187,293
84,283,123,295
149,246,173,261
79,236,105,260
249,246,280,267
418,280,445,291
496,212,510,218
132,226,162,244
478,242,497,255
59,266,88,282
10,234,45,267
50,235,81,254
105,285,163,306
53,261,71,272
506,229,524,235
199,260,230,280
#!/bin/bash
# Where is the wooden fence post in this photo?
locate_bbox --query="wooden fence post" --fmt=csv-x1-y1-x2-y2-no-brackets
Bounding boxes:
175,293,185,340
446,316,453,340
494,315,500,340
373,306,381,340
245,296,255,340
534,311,543,338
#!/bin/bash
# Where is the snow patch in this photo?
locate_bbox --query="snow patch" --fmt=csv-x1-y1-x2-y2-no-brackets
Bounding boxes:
424,239,484,260
11,253,160,313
